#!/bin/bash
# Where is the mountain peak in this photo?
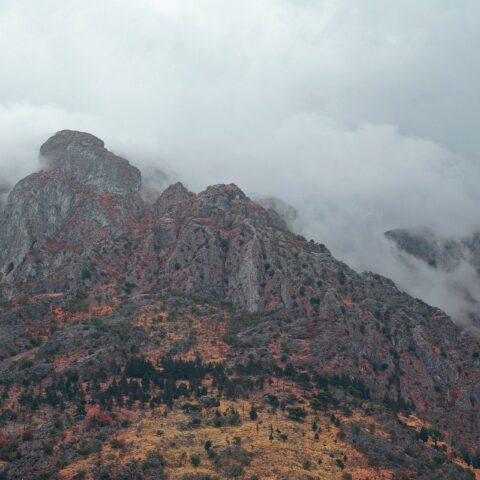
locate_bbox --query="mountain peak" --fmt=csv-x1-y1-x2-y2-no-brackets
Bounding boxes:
40,130,105,159
198,183,247,210
201,183,246,198
40,130,141,196
154,182,194,215
158,182,193,202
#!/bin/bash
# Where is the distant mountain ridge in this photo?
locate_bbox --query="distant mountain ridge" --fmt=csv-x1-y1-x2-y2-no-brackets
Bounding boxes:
386,228,480,325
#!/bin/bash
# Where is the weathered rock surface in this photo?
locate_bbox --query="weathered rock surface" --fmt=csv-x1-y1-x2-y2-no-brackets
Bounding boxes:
0,131,144,296
40,130,141,195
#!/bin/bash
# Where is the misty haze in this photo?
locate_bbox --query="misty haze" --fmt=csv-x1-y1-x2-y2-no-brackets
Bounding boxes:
1,2,480,479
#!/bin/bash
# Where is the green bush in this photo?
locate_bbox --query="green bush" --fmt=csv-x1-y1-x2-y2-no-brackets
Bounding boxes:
287,406,307,421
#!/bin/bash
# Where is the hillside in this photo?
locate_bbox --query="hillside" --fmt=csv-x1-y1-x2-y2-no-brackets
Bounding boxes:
1,131,480,479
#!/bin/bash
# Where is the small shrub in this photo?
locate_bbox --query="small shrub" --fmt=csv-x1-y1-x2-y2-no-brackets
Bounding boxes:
226,465,244,477
287,406,307,421
110,438,125,450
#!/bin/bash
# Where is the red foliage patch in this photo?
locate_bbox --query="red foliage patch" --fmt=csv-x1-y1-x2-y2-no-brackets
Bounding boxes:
96,411,113,425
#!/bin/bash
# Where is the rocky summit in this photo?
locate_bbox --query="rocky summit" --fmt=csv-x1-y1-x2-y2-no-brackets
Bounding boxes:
1,131,480,479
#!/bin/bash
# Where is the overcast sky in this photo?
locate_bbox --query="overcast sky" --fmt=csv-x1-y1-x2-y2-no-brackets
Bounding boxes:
1,0,479,320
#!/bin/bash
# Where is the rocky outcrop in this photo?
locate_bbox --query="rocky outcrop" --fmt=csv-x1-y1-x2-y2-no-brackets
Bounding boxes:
0,131,143,295
40,130,141,195
0,133,323,312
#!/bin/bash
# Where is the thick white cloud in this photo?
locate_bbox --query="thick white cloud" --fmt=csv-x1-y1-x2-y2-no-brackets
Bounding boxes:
0,0,479,322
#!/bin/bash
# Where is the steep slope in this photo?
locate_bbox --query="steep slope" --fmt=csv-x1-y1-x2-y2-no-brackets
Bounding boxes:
0,131,143,299
0,131,480,479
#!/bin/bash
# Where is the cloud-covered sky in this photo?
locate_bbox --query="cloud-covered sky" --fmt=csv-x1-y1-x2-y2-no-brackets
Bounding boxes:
1,0,479,321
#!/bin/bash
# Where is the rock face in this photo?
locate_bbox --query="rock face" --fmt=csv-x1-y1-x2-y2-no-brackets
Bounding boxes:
0,131,144,296
1,131,480,478
40,130,141,195
0,132,318,312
